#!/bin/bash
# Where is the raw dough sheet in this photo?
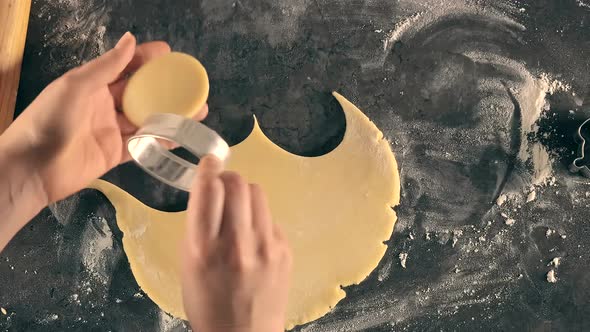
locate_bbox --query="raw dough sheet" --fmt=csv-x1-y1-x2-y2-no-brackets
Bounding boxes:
92,92,400,329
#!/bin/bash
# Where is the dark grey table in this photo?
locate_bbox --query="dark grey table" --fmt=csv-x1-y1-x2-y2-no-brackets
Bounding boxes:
1,0,590,331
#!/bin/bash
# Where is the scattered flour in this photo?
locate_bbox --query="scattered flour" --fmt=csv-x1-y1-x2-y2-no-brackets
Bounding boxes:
158,311,187,331
202,0,311,47
380,1,524,52
399,252,408,269
49,195,80,226
80,215,114,283
546,269,558,283
38,0,111,73
547,257,561,268
526,191,537,203
451,230,463,248
539,73,572,95
377,259,393,282
521,73,573,186
462,53,568,189
37,313,59,325
530,142,554,186
383,12,424,51
496,194,508,206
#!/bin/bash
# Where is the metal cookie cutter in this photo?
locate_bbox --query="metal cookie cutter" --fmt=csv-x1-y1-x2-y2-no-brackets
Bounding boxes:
570,118,590,178
127,113,230,191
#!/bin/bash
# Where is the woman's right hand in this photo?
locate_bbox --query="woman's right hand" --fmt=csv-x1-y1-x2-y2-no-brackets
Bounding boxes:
181,156,292,332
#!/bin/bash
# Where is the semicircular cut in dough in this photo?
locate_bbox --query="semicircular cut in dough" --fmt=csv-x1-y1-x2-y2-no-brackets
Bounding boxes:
90,92,400,329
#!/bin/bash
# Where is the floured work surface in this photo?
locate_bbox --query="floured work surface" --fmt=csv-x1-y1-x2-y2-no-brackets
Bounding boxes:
3,0,590,331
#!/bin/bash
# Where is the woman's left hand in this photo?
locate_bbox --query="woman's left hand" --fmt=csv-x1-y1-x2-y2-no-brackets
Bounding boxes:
1,32,208,204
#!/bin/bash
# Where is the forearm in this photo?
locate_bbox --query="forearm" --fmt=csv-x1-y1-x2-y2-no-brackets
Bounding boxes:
0,133,48,252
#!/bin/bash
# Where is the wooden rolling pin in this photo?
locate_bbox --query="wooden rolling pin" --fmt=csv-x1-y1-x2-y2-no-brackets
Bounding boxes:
0,0,32,134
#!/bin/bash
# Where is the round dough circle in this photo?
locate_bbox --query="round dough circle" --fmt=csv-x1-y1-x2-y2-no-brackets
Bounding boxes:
122,52,209,126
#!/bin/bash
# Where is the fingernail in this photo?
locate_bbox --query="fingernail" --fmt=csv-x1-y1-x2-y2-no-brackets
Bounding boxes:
115,31,133,49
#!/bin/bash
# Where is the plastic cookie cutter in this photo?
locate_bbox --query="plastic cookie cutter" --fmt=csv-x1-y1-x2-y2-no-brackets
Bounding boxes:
127,113,230,192
570,117,590,178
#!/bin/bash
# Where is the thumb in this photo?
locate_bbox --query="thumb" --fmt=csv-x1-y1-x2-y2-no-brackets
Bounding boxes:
78,32,136,87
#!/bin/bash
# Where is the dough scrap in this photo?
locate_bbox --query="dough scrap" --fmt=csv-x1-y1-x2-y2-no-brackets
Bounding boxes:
122,52,209,126
91,92,400,329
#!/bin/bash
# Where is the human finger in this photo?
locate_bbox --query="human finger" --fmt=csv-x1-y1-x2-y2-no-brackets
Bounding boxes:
186,156,225,246
117,113,138,136
117,113,138,164
195,155,224,179
117,104,207,137
76,32,136,88
219,172,253,239
193,103,209,121
109,41,172,109
249,184,274,247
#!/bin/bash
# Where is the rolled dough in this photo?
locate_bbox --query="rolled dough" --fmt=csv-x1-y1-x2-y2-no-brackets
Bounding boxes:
122,52,209,126
91,92,400,329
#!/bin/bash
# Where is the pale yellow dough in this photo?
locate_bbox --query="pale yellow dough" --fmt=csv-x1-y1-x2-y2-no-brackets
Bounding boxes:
91,92,400,329
122,52,209,126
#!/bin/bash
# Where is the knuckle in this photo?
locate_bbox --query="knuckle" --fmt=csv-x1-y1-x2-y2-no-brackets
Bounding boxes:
222,171,247,192
257,243,273,263
229,253,254,272
225,242,255,272
259,239,287,266
183,245,207,269
185,249,203,265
